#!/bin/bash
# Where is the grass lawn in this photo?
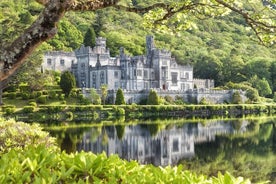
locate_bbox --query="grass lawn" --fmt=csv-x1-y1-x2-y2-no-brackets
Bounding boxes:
2,97,80,108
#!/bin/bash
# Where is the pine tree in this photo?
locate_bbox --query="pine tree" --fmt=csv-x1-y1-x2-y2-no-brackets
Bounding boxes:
83,28,96,48
115,88,126,105
147,89,159,105
60,71,76,97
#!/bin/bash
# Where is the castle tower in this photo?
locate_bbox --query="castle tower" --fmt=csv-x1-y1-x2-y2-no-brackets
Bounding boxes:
146,35,155,55
95,37,107,54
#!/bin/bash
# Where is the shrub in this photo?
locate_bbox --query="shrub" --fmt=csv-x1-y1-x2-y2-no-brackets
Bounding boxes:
232,91,242,104
60,71,76,97
164,95,174,104
21,92,30,100
48,90,57,99
65,111,74,121
42,90,48,95
2,105,16,115
0,118,57,154
44,105,65,113
35,91,43,97
4,108,15,115
59,93,65,101
22,106,35,113
37,95,47,104
115,88,126,105
28,101,37,107
115,107,125,116
19,85,30,93
0,144,253,184
8,92,17,99
147,90,160,105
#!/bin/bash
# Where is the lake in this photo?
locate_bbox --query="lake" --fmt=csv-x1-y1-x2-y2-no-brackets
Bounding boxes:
46,117,276,183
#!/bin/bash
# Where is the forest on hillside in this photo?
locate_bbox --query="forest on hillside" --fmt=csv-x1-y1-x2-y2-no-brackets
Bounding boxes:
0,0,275,100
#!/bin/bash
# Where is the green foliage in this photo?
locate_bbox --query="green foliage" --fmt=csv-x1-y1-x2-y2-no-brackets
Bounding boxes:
226,82,259,102
37,95,47,104
28,101,37,107
115,88,126,105
48,90,57,99
83,27,96,48
147,89,160,105
90,88,101,105
22,106,35,113
60,71,76,97
7,92,17,99
0,144,254,184
249,76,272,97
115,125,125,140
101,85,108,105
0,118,57,154
199,97,209,105
232,91,243,104
48,19,83,50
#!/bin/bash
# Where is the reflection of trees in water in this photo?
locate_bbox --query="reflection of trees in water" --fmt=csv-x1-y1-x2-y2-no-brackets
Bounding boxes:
180,122,275,183
101,128,109,146
48,127,90,153
115,125,125,140
231,120,244,130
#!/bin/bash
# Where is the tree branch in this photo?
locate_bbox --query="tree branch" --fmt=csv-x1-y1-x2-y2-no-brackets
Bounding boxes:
214,0,276,45
0,0,119,85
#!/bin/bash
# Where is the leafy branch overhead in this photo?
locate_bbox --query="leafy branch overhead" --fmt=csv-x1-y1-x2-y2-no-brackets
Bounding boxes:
0,0,275,86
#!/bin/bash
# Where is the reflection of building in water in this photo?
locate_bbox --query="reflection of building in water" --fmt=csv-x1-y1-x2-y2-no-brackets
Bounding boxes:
78,120,249,166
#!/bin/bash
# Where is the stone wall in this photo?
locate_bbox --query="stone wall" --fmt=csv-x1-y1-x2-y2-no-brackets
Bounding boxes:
82,88,247,104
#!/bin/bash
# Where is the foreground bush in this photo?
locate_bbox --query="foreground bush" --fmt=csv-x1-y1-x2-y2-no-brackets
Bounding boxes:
0,118,57,154
0,145,256,184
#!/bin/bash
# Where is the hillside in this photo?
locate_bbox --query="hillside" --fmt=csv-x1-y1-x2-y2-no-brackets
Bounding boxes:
1,0,275,98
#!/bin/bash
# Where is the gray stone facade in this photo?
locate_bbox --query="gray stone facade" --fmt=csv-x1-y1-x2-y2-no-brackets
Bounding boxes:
42,51,76,72
43,36,197,91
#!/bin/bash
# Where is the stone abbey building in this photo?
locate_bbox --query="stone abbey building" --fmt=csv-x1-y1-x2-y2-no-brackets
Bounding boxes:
43,36,213,91
43,36,245,104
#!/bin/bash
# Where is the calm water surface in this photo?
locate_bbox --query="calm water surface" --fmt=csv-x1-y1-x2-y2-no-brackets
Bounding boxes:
47,118,276,182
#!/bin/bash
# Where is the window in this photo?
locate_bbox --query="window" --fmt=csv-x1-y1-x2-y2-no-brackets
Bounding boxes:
100,71,105,83
47,59,52,65
114,71,119,78
60,59,65,66
137,69,142,77
162,60,167,66
92,72,96,79
161,67,167,79
172,139,179,152
171,72,178,85
144,70,148,79
185,72,189,79
180,72,185,78
121,71,125,79
181,83,185,90
134,69,136,77
144,82,149,89
81,63,85,68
